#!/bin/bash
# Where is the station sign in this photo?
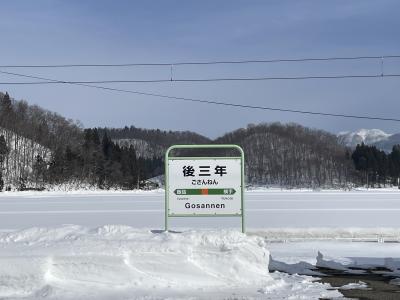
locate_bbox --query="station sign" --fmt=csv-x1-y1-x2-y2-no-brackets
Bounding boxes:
165,145,245,232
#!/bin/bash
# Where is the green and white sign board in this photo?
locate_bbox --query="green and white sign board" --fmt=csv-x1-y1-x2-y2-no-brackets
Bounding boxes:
165,144,245,233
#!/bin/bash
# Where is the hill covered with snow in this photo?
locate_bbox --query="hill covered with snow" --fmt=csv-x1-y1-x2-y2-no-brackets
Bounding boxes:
0,127,51,189
338,129,400,152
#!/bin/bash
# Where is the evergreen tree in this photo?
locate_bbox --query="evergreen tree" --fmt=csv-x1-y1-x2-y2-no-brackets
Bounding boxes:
351,143,393,187
0,172,3,191
0,135,8,166
0,135,9,191
0,92,12,114
102,132,113,159
389,145,400,186
33,155,47,187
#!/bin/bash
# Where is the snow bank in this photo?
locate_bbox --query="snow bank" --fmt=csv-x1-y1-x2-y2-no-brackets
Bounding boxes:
259,272,341,299
269,255,323,276
339,281,370,290
270,250,400,287
269,241,400,281
316,252,400,277
252,227,400,242
0,227,270,293
0,226,342,299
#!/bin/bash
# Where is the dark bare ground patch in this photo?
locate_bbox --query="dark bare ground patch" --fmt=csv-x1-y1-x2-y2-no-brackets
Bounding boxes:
317,267,400,300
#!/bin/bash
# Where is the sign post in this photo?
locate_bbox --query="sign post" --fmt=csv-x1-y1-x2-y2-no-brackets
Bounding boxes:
165,144,245,233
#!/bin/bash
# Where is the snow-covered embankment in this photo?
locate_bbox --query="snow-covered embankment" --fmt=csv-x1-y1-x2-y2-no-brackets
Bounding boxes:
0,226,341,299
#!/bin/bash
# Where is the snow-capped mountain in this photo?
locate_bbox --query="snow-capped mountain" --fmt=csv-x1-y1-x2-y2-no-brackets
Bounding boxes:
338,129,400,152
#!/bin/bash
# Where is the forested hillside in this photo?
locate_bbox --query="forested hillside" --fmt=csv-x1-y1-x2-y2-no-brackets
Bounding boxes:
0,92,82,189
98,127,211,159
0,92,206,190
1,91,399,191
104,123,357,188
215,123,355,188
0,93,166,190
0,128,51,190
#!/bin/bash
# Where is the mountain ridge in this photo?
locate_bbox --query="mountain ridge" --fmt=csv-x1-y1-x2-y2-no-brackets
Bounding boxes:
2,90,399,190
338,129,400,152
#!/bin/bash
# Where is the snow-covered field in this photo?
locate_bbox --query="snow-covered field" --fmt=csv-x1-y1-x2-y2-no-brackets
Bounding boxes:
1,189,400,299
1,189,400,231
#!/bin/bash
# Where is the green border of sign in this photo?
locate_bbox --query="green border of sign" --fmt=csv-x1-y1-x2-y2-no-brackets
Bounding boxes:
165,144,245,233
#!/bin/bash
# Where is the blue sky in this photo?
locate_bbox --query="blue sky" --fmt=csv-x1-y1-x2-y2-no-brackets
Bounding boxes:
1,0,400,138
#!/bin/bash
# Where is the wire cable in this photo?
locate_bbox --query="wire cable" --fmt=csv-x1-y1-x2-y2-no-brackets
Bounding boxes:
0,73,400,85
1,69,400,123
0,55,399,68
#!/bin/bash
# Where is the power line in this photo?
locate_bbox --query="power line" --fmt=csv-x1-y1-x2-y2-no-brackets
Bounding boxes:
0,73,400,85
1,69,400,123
0,55,399,68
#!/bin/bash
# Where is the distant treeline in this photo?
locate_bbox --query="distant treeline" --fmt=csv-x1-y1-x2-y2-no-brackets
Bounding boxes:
45,128,163,189
1,91,400,190
352,143,400,187
99,126,210,147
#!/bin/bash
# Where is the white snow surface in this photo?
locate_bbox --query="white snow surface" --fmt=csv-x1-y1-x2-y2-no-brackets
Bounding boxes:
339,281,369,290
1,189,400,298
1,189,400,230
0,226,342,300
